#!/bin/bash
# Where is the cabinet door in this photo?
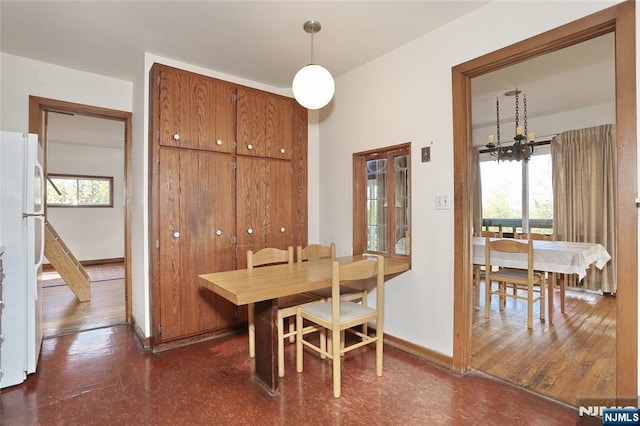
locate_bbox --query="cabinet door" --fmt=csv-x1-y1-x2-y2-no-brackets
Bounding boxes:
235,156,266,269
265,96,293,160
236,88,266,157
159,67,235,153
264,159,293,248
158,147,236,341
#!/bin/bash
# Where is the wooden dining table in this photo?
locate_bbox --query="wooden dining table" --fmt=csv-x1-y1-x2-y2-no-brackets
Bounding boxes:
199,254,411,395
473,237,611,323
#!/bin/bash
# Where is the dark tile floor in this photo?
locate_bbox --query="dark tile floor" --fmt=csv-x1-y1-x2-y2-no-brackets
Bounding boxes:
2,325,591,425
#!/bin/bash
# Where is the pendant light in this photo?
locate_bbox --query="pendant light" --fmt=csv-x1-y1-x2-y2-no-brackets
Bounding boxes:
292,20,335,110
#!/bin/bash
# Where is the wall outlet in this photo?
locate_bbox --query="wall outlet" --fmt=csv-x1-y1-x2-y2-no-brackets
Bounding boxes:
435,193,450,210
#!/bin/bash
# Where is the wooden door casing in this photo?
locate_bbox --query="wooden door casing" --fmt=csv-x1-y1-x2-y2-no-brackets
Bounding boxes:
158,147,236,341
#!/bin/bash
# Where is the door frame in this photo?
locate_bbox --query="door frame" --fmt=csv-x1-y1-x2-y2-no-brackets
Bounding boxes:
452,1,637,399
29,96,133,323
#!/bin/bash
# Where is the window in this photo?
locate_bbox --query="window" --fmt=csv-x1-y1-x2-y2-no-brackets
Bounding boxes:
480,145,552,234
353,143,410,257
46,174,114,207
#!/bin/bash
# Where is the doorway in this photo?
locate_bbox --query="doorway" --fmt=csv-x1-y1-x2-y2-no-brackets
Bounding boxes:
28,96,133,331
452,1,637,402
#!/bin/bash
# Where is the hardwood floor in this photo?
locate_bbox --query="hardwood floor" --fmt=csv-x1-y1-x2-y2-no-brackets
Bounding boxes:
42,278,126,338
472,279,616,407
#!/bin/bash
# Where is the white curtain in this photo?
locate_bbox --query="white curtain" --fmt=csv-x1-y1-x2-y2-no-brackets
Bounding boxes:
551,124,616,293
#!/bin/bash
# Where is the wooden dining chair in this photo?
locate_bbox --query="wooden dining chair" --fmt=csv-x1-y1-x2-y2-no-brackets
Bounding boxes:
516,232,562,312
484,237,545,329
472,231,503,309
247,247,323,378
298,243,368,304
296,255,384,398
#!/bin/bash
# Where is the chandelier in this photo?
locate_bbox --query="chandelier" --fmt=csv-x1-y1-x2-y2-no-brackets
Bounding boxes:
486,89,535,162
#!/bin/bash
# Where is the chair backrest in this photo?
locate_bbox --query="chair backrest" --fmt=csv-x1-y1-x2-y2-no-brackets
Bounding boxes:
474,230,503,238
516,232,554,241
297,243,336,263
331,256,384,320
485,237,534,278
247,247,294,269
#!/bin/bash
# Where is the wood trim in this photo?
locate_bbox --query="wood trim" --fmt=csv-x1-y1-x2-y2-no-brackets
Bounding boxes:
384,333,452,370
452,0,637,401
29,96,133,324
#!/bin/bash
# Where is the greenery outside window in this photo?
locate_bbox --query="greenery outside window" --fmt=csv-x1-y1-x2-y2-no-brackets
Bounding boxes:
47,174,114,207
353,143,411,257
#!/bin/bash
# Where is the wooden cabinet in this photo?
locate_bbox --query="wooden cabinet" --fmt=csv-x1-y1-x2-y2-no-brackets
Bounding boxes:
158,66,235,153
236,88,293,160
150,63,307,347
235,157,293,269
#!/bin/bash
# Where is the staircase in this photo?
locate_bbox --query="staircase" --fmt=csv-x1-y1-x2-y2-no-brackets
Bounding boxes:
44,221,91,302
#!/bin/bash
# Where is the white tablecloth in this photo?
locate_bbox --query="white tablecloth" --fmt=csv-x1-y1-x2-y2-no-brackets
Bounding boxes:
473,237,611,280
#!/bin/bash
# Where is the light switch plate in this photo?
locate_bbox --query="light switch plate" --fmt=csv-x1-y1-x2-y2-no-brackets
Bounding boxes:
435,193,450,210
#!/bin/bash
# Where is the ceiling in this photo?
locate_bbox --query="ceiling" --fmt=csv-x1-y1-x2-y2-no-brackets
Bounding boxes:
0,1,487,88
1,1,615,149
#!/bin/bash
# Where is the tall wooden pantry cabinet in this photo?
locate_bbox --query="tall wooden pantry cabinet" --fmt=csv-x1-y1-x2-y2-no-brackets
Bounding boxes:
149,64,308,348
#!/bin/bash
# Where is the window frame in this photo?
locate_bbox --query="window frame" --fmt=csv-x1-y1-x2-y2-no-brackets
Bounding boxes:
46,173,114,208
353,142,411,258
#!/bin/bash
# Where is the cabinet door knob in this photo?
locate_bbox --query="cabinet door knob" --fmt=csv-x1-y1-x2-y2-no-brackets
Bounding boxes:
280,148,286,154
173,133,180,141
216,139,223,146
247,144,253,150
172,231,180,238
247,228,253,234
215,229,222,236
280,227,285,233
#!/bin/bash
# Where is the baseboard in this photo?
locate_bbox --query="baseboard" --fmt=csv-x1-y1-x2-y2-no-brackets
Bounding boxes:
43,257,124,271
151,327,244,353
384,333,453,370
131,314,152,350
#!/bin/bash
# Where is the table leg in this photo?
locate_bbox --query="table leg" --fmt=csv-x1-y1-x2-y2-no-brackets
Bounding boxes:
548,272,554,324
253,298,278,395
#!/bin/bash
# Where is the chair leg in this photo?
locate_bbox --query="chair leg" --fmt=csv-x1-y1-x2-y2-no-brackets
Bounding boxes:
248,302,255,358
277,310,285,378
376,326,383,377
296,310,303,373
473,267,480,309
332,327,341,398
288,321,296,343
484,279,491,318
320,327,327,359
499,282,506,311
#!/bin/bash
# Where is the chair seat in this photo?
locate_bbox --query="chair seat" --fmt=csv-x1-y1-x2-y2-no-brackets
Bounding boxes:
302,300,376,324
309,285,363,299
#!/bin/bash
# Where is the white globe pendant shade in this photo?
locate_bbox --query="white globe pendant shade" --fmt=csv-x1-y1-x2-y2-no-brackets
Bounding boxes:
292,64,335,110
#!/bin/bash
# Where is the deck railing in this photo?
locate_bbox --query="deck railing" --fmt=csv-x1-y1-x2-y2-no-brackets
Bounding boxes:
481,218,553,237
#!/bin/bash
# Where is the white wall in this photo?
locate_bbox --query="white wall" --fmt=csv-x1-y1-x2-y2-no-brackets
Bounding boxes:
318,1,626,356
46,142,124,261
0,53,132,132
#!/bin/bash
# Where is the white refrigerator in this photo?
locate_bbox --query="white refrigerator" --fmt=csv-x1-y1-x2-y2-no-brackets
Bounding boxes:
0,131,45,388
